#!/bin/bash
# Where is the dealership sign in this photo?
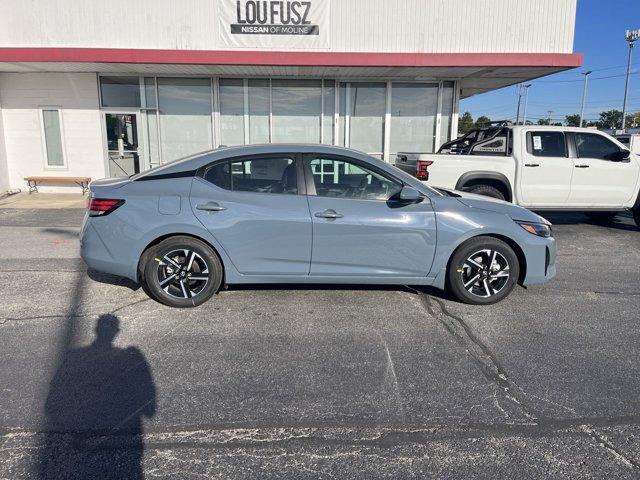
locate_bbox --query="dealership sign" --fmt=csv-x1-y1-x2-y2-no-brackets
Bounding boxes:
220,0,330,48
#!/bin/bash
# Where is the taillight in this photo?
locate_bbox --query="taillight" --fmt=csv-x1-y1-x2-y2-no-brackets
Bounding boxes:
88,198,125,217
416,160,433,180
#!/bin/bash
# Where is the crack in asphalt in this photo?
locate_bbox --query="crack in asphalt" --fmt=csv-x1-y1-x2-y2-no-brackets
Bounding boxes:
0,298,151,325
411,290,640,471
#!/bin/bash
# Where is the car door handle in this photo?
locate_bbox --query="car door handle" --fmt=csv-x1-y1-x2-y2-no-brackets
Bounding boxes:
314,209,343,219
575,165,590,168
524,163,540,167
196,201,227,212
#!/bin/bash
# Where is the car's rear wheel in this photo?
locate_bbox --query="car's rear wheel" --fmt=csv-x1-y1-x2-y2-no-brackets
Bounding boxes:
142,236,223,308
464,184,506,201
447,237,520,305
632,208,640,229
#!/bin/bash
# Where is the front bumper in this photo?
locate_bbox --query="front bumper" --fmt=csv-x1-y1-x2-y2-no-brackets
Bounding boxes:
522,235,557,286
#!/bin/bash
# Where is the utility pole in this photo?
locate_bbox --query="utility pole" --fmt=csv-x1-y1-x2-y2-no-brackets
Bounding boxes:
580,71,592,128
515,83,523,124
622,29,640,131
522,84,532,125
547,110,554,125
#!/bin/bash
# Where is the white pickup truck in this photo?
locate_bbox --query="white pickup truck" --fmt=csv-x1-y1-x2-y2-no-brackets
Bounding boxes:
395,124,640,227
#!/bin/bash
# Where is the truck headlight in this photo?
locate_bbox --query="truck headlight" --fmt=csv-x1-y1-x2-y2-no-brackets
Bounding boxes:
516,221,552,238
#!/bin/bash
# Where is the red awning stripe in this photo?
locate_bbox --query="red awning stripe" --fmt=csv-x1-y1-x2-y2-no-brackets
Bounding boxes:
0,48,583,68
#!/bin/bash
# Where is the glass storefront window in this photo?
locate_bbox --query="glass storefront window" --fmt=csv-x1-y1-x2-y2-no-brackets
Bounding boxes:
248,79,270,144
100,76,141,108
272,79,322,144
157,77,213,162
439,81,455,149
339,83,386,155
390,83,438,154
322,81,335,145
219,78,245,146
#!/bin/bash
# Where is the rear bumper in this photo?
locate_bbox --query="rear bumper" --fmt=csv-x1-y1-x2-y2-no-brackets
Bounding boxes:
80,218,134,280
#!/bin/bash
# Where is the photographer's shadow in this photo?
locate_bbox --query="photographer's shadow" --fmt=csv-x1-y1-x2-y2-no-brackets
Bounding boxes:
40,314,156,480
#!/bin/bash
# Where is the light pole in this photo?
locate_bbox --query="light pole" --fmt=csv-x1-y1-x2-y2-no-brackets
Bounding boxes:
579,71,592,128
522,84,532,125
622,29,640,131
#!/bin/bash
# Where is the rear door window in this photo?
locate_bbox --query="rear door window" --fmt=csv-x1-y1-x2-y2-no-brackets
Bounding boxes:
203,156,298,194
526,132,567,157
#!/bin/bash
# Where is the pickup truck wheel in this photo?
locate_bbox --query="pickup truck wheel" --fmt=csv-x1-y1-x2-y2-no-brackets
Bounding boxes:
585,212,617,223
447,237,519,305
634,209,640,229
464,184,506,201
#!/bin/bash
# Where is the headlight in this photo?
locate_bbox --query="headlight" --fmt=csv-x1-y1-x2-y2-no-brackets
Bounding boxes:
516,221,552,238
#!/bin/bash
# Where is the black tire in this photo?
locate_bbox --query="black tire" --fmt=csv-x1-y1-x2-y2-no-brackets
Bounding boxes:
141,236,223,308
634,209,640,229
447,236,520,305
464,184,506,201
585,212,617,223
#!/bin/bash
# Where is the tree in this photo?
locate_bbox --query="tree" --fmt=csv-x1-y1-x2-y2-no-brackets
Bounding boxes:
565,114,581,127
625,112,640,129
475,116,491,128
537,118,551,126
597,109,623,129
458,112,474,135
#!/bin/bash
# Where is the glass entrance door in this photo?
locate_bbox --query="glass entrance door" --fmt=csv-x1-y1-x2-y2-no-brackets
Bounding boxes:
105,113,142,177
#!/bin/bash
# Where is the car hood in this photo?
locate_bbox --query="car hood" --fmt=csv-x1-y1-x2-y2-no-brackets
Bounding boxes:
438,188,551,225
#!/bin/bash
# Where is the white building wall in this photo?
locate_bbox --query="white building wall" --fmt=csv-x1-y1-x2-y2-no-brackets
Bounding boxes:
0,93,9,193
0,0,576,54
0,73,106,192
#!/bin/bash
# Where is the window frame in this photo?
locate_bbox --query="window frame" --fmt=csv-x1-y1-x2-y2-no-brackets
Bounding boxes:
301,153,404,203
198,153,306,196
525,131,568,158
38,106,68,170
571,131,626,162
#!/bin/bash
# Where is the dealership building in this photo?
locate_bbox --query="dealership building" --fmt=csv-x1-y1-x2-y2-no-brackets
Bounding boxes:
0,0,581,193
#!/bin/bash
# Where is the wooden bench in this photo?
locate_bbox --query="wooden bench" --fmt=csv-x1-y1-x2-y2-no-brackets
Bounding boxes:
24,176,92,195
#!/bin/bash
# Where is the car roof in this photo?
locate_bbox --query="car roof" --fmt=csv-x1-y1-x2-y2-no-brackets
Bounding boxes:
134,144,379,179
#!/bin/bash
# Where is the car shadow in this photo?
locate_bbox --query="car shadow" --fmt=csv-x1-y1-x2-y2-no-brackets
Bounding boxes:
87,269,140,291
38,314,156,480
535,211,638,232
225,283,458,302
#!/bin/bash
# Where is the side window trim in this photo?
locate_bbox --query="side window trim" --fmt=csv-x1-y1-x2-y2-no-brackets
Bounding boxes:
302,153,403,202
199,153,306,196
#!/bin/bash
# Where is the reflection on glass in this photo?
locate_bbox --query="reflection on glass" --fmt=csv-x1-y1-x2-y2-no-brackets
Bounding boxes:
143,77,157,109
272,79,322,143
42,110,64,167
248,79,270,144
390,83,438,154
219,78,245,146
322,82,335,145
339,83,386,154
100,76,141,108
157,78,213,161
439,81,455,149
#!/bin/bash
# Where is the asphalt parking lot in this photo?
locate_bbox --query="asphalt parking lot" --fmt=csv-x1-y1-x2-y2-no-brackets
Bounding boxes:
0,207,639,479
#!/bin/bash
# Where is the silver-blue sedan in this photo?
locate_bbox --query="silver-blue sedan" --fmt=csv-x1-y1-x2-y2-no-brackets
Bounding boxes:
80,144,556,308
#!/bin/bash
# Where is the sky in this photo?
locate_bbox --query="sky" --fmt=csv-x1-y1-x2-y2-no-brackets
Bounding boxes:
460,0,640,124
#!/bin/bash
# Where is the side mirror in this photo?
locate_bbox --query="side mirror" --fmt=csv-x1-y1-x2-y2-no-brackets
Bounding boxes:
399,186,422,203
621,149,631,161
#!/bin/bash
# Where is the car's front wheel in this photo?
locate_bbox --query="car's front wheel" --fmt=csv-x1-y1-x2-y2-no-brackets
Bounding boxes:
142,236,223,308
447,237,520,305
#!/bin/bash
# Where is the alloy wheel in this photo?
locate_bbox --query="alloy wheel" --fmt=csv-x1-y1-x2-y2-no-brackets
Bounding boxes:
156,249,210,299
461,249,510,298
